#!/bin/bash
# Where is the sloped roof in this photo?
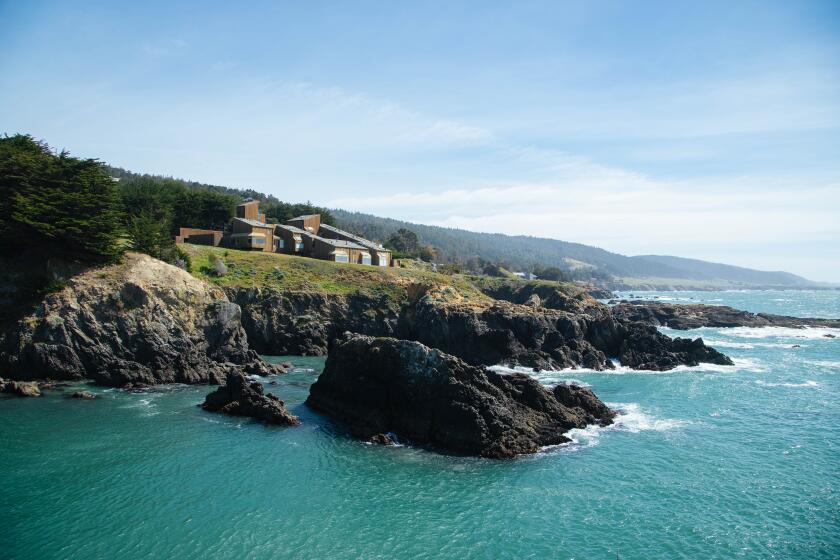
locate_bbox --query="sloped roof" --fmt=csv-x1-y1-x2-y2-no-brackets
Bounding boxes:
315,237,367,250
318,223,387,251
275,224,309,235
232,217,271,228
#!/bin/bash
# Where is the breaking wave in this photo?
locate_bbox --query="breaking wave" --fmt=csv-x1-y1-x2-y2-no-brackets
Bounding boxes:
545,402,687,453
491,357,764,378
705,326,839,340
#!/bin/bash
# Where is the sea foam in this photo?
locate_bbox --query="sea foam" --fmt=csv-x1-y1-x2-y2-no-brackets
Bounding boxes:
546,402,686,453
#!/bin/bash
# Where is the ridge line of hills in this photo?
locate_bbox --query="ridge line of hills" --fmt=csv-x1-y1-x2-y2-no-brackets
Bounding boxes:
107,166,823,290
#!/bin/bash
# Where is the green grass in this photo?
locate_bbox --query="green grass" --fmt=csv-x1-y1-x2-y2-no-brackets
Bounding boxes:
182,245,491,306
466,274,589,298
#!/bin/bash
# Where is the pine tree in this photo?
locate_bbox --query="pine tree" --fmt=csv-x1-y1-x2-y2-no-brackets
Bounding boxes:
0,134,123,262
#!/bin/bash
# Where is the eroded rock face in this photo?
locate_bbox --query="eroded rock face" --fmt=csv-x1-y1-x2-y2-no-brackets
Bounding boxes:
225,287,398,355
396,299,732,372
228,284,731,372
306,334,615,458
0,253,280,386
613,301,840,331
202,371,299,426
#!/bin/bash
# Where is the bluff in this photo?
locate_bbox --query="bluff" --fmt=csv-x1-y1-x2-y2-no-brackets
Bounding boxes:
0,253,281,386
306,334,615,458
225,284,731,372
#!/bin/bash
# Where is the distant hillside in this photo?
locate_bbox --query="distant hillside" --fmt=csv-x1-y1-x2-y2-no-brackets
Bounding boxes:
633,255,812,287
332,210,817,289
104,166,816,290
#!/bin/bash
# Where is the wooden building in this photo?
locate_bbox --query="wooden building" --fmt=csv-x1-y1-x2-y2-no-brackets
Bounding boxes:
230,218,275,252
316,223,391,267
175,228,224,247
310,237,371,264
176,201,392,266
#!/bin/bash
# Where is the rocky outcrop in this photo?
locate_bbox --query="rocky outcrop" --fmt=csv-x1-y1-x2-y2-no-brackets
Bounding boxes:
306,334,615,458
227,283,731,372
69,391,95,399
202,371,299,425
475,281,598,313
0,378,41,397
613,301,840,330
396,299,732,371
0,253,284,387
225,287,399,355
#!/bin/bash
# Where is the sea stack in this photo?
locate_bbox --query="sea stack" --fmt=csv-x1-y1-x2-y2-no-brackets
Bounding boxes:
306,333,616,458
202,371,300,426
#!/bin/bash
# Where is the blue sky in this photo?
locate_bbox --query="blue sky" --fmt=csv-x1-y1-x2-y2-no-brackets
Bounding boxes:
2,1,839,281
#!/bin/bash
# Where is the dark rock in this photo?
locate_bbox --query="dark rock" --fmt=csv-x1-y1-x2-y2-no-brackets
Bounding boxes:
397,299,731,372
69,391,95,399
613,301,840,330
0,378,41,397
825,334,836,339
0,253,276,387
617,323,732,369
306,334,615,458
229,284,732,372
202,371,299,426
226,287,399,356
369,433,399,446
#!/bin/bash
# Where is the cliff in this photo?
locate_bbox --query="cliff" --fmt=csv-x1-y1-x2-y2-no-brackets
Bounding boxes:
184,246,731,371
0,253,281,386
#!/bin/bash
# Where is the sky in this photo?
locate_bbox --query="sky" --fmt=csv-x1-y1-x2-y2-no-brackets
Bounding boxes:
1,1,839,281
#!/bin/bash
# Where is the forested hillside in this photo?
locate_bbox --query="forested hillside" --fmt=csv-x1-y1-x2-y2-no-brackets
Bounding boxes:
332,210,816,288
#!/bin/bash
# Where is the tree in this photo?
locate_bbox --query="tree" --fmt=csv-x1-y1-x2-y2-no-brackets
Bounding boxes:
417,244,437,262
0,134,123,262
174,189,236,231
385,228,420,256
533,265,567,282
126,211,170,259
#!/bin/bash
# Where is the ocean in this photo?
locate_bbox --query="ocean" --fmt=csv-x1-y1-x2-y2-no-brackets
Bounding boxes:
1,290,838,559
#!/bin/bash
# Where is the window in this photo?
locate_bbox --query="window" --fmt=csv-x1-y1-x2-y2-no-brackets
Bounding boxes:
361,253,371,265
253,237,265,245
334,253,349,263
295,241,304,251
378,253,389,266
274,238,284,250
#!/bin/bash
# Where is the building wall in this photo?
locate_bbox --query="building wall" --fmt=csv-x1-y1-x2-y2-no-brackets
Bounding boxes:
236,201,265,223
175,228,224,246
274,227,309,255
231,219,274,252
287,215,321,234
236,200,260,221
309,238,370,263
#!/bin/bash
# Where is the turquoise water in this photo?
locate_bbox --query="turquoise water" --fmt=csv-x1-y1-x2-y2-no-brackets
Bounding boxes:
2,291,839,559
